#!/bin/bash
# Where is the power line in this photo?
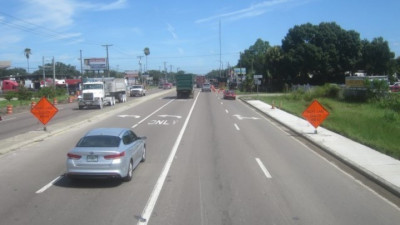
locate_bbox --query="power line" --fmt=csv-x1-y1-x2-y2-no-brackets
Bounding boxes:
0,10,102,46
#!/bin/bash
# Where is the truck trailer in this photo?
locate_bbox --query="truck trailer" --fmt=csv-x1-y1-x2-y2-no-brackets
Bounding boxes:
78,78,127,109
176,74,194,99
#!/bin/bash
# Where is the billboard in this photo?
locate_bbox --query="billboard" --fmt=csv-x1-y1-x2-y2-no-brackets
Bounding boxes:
0,61,11,69
234,67,246,75
84,58,106,70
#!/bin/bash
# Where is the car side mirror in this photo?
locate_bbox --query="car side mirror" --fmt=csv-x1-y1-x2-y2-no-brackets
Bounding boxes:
139,136,147,140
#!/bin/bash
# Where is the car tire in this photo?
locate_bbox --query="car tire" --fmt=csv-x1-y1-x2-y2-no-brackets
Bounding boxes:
141,146,146,162
123,160,133,182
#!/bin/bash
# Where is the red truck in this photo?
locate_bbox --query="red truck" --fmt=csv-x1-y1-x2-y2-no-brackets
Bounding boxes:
1,79,19,92
195,76,205,88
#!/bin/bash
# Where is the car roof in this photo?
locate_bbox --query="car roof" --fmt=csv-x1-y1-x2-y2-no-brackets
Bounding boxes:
84,128,129,137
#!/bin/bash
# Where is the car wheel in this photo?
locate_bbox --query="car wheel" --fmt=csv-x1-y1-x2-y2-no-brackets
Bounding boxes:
123,160,133,182
141,146,146,162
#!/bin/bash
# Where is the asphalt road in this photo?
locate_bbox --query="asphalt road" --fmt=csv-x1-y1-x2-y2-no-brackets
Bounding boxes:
0,88,399,225
0,88,161,141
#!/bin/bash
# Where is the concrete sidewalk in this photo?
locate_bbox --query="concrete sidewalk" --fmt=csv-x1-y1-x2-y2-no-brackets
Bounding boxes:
246,100,400,196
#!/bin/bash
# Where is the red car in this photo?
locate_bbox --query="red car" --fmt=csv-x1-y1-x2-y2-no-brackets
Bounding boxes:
223,90,236,100
163,83,172,89
390,82,400,92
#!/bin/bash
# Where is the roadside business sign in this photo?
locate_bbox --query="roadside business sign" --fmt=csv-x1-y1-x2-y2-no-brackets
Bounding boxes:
84,58,106,70
31,97,58,125
234,68,246,75
254,74,262,79
302,100,329,130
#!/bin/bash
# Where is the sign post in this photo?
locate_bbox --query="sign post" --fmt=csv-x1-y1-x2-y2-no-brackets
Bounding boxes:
302,100,329,134
253,75,262,97
31,97,59,131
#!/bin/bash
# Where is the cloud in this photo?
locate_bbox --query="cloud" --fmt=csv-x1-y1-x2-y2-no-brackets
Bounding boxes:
97,0,127,11
167,23,178,39
196,0,294,24
20,0,75,28
20,0,127,28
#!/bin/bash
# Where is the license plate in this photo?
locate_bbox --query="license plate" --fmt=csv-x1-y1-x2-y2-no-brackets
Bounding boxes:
87,155,98,162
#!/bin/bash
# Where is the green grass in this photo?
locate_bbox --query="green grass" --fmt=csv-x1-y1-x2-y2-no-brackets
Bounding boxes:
254,95,400,159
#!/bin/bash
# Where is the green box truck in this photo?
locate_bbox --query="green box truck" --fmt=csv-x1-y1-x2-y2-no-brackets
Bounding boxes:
176,74,194,98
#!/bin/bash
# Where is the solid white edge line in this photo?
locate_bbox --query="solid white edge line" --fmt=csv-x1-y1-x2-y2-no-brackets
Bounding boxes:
255,158,272,179
36,176,62,194
137,91,201,225
241,101,400,211
132,99,175,128
234,123,240,131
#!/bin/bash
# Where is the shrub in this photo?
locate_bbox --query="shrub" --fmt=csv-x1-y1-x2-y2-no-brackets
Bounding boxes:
4,91,15,102
55,87,67,96
16,86,33,101
377,94,400,113
36,87,56,99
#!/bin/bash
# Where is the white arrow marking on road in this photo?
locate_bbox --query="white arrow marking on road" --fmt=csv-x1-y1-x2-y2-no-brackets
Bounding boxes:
118,115,141,118
232,114,260,120
158,115,182,119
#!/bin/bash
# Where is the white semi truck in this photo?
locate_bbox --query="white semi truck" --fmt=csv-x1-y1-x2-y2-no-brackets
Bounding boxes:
78,78,127,109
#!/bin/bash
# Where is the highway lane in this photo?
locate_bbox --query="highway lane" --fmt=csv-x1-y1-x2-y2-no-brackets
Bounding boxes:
0,88,162,141
147,90,400,225
0,88,193,225
0,88,399,225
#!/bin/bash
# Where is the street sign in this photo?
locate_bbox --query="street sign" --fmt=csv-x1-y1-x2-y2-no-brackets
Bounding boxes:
31,97,58,125
254,75,262,79
302,100,329,129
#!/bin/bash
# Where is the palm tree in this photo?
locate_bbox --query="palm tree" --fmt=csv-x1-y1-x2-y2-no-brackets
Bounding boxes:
143,47,150,73
24,48,32,73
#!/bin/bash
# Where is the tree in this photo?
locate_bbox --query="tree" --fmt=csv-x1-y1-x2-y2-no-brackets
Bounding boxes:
358,37,394,75
281,22,362,84
143,47,150,72
32,62,80,77
239,39,271,76
24,48,32,73
0,68,27,78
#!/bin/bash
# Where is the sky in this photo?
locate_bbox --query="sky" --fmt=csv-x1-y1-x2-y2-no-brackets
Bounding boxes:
1,0,399,75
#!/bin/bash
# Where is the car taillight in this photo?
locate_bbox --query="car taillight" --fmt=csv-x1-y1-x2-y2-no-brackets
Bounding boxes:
67,153,82,159
104,151,125,160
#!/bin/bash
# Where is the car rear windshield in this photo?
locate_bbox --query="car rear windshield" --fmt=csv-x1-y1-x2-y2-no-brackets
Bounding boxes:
76,135,121,147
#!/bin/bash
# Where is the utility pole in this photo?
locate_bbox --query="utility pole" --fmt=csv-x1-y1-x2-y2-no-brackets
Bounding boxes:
102,44,112,77
137,56,143,84
79,50,83,75
219,19,222,78
164,61,167,82
42,56,45,87
52,57,56,90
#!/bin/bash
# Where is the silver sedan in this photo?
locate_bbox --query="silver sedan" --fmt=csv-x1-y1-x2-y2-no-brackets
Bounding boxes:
66,128,146,181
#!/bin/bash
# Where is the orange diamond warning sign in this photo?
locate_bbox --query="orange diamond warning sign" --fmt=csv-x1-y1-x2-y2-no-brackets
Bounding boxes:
31,97,58,125
302,100,329,129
